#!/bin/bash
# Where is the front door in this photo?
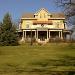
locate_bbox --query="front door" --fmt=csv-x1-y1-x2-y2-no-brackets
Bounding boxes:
38,31,47,41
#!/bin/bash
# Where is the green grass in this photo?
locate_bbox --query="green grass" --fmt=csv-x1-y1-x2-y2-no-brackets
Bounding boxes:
0,43,75,75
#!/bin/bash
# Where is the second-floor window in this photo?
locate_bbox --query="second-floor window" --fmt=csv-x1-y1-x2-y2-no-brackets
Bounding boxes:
26,24,29,28
56,22,60,28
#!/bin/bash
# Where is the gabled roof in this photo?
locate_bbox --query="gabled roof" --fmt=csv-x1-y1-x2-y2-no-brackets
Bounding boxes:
21,8,65,19
34,8,51,15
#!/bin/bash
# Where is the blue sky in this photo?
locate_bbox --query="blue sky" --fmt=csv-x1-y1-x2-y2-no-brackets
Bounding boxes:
0,0,62,21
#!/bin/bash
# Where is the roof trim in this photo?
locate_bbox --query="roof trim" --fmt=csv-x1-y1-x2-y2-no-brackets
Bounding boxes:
21,18,37,20
48,18,65,20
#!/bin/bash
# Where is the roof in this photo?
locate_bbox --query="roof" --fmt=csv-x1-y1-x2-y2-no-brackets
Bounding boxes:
34,8,50,15
21,13,65,18
21,13,34,18
51,13,65,18
21,8,65,19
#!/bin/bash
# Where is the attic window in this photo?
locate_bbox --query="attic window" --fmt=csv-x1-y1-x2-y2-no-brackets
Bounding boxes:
40,15,42,18
44,14,46,18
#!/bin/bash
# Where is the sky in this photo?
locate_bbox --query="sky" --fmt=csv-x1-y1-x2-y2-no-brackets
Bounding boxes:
0,0,62,21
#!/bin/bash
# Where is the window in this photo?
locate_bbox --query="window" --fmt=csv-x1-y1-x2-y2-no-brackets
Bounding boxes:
26,24,29,28
41,24,44,27
44,13,46,18
34,15,35,17
56,22,59,28
40,14,42,18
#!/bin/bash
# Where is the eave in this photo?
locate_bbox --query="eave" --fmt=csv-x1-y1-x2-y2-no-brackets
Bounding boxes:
21,18,37,20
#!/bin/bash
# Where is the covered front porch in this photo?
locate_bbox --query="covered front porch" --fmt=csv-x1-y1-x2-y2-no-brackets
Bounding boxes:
22,29,64,43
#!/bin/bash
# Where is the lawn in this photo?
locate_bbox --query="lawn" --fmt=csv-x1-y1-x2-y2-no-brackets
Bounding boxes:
0,43,75,75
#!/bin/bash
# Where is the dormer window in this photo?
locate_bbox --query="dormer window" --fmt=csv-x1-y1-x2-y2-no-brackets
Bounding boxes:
34,15,35,17
35,15,38,18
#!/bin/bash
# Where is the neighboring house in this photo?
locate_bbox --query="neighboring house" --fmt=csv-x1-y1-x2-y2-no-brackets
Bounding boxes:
19,8,71,42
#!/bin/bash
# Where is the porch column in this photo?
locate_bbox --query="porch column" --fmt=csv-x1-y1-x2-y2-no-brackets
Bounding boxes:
25,31,26,39
49,31,50,38
23,31,25,38
47,30,48,39
61,31,63,39
37,30,38,40
59,31,61,38
35,31,36,38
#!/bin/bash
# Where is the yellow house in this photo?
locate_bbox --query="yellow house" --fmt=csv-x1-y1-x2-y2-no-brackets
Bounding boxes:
19,8,71,42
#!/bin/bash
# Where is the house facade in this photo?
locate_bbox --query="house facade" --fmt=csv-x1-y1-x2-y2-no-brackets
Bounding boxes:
19,8,71,43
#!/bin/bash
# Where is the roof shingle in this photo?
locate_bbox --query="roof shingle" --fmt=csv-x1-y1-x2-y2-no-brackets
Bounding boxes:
21,12,65,18
21,13,34,18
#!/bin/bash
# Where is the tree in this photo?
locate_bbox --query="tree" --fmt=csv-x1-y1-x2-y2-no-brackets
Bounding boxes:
56,0,75,25
56,0,75,17
0,13,19,46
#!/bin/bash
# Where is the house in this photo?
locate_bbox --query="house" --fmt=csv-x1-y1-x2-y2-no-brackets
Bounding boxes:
19,8,71,43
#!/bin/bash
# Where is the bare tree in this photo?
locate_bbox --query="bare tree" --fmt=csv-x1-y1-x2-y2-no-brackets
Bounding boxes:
56,0,75,41
56,0,75,17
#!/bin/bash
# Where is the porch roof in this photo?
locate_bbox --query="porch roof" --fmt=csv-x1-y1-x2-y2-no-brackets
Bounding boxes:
63,29,72,33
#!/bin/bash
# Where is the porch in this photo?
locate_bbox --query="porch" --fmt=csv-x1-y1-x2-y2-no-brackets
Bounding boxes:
22,29,64,43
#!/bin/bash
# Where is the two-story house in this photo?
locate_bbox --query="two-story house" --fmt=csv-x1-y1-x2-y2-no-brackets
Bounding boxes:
19,8,71,42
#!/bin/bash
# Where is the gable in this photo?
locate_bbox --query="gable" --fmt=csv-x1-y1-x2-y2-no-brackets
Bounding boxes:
34,8,51,21
34,8,50,15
